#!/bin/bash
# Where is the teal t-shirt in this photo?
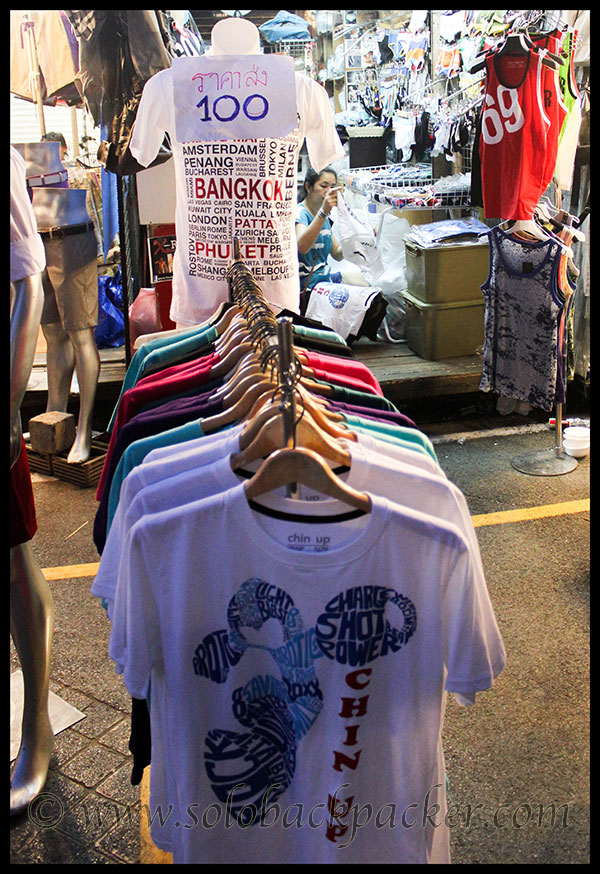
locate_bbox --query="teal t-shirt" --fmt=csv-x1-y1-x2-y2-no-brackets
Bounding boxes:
106,420,207,529
341,414,439,464
106,324,217,432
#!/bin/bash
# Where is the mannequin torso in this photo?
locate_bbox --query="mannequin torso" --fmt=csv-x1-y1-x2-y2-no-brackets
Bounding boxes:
32,188,93,232
207,17,261,55
13,141,68,188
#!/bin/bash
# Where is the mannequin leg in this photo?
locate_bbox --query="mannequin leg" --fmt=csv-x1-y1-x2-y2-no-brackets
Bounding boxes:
42,321,75,414
67,327,100,464
10,542,54,816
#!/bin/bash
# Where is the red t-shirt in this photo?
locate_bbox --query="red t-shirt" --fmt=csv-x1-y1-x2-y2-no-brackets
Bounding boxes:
300,350,384,396
97,347,384,500
537,62,567,195
10,438,37,548
96,351,219,500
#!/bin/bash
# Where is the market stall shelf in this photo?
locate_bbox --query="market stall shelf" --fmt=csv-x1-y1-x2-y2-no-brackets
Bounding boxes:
351,338,483,401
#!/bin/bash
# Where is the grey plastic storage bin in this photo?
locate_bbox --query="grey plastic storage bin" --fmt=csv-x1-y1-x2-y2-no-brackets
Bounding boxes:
405,239,490,304
403,288,485,360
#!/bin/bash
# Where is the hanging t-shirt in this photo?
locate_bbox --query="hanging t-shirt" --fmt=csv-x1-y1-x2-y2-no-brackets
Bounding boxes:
537,60,568,197
479,226,564,411
129,65,344,325
104,483,505,864
10,148,46,283
94,433,475,616
479,50,551,219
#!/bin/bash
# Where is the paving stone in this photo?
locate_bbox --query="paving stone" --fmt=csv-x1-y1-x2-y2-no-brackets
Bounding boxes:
58,742,124,790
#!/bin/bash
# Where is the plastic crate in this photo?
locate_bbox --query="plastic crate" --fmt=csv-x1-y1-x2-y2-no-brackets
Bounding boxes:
405,240,490,304
403,288,485,360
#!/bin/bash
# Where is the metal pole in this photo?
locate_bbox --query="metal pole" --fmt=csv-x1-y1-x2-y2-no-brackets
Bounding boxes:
277,316,296,449
116,175,132,367
277,316,299,498
22,13,46,138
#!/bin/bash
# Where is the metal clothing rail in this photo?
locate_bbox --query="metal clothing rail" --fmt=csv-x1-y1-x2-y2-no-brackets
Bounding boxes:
226,243,302,489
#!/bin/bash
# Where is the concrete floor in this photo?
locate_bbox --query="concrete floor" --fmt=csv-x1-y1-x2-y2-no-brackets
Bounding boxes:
10,421,589,864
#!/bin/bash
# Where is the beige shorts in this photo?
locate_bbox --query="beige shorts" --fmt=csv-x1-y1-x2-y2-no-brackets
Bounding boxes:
41,229,99,332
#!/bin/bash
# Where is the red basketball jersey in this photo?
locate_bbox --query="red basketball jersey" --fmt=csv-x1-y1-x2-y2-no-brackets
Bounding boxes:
530,32,569,194
479,50,551,219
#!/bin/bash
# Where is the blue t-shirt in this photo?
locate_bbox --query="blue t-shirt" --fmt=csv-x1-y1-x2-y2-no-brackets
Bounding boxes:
296,203,333,291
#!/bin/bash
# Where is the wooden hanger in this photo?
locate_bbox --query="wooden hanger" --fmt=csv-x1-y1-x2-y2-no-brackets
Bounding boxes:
206,341,254,380
213,303,243,335
296,385,357,440
220,370,273,408
231,407,352,470
201,379,275,434
239,385,354,449
214,321,251,358
244,447,371,513
209,351,262,400
297,376,335,398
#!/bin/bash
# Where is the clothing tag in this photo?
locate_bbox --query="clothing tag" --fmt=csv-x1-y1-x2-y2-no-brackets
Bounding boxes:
522,261,534,274
286,531,333,552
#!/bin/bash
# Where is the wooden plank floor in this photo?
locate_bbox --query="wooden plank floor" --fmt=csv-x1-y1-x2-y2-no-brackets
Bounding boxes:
27,340,484,404
351,338,483,401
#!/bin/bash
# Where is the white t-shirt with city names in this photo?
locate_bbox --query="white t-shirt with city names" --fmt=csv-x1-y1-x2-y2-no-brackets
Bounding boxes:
129,62,344,325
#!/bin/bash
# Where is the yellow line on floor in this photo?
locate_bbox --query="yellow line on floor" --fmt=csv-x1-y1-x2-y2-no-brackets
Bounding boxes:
471,498,589,528
41,500,589,581
42,561,100,580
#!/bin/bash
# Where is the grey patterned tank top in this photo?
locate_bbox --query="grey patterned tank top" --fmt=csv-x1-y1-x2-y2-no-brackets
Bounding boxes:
479,227,564,412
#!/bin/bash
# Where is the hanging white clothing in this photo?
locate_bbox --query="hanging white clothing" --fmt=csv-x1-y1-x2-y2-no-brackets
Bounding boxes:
105,482,505,864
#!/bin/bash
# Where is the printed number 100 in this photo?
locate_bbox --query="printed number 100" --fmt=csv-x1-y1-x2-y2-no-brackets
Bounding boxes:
196,93,269,122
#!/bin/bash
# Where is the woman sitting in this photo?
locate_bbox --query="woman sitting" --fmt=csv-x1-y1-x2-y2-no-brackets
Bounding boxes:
295,166,344,311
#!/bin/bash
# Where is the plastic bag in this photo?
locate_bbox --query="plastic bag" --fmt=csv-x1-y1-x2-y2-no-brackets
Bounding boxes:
258,11,311,43
335,193,383,284
305,281,386,343
128,287,161,357
370,212,412,342
95,268,124,348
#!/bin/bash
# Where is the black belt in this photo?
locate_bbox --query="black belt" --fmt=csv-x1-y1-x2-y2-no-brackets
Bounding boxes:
40,222,95,240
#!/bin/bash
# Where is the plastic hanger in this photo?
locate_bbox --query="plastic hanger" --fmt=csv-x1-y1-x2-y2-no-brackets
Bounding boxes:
499,219,550,242
244,447,371,513
469,32,559,73
554,209,586,242
497,219,574,258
